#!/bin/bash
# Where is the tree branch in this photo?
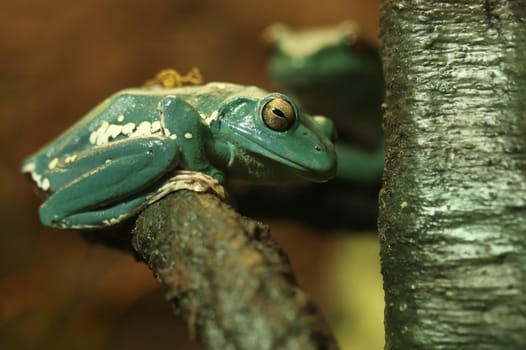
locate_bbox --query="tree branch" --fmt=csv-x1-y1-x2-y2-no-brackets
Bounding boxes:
131,190,339,350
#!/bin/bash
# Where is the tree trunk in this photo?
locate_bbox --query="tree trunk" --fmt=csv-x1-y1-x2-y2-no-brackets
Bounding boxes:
378,1,526,349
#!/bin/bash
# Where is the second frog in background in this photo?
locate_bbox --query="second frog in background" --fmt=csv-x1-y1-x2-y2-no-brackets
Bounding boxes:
237,21,385,230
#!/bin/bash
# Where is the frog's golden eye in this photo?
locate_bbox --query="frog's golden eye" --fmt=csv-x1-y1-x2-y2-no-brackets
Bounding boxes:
261,97,295,131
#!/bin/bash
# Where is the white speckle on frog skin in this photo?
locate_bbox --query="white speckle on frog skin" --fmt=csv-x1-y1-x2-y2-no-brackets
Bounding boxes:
151,121,161,133
89,121,115,145
89,121,109,144
31,172,41,183
96,121,111,145
134,121,152,136
41,178,51,191
117,114,125,122
102,213,131,227
89,119,164,146
64,154,77,163
22,162,36,173
204,110,219,125
48,158,59,170
107,124,123,139
170,134,178,140
122,122,136,135
24,160,53,191
89,132,96,145
184,132,193,140
31,171,50,191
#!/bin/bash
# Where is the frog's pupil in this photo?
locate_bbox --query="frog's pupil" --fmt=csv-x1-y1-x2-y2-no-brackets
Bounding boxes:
271,107,288,120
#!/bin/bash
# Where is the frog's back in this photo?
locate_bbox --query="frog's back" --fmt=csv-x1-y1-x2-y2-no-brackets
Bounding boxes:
22,92,160,165
22,82,266,169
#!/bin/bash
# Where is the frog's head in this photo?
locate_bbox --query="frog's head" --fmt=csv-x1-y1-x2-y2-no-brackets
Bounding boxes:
263,21,382,89
210,91,337,185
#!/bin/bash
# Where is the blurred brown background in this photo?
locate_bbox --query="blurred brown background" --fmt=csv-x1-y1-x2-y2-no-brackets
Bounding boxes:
1,1,382,349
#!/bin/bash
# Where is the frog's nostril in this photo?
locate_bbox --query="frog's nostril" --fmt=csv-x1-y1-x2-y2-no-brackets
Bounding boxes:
315,145,322,152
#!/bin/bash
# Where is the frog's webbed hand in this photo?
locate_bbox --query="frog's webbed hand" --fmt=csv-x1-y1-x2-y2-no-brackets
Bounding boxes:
159,95,225,183
335,141,385,183
39,136,179,229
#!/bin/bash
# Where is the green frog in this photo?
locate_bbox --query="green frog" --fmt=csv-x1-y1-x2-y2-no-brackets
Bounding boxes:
22,76,337,229
264,20,384,183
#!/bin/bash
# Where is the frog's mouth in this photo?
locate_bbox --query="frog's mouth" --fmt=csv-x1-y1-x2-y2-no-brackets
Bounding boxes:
232,131,336,183
266,149,335,182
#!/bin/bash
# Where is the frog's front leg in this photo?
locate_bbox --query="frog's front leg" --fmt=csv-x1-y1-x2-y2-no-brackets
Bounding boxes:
39,136,179,229
159,95,225,183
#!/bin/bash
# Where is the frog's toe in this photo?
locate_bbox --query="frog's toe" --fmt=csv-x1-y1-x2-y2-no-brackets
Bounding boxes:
39,206,65,228
206,168,225,184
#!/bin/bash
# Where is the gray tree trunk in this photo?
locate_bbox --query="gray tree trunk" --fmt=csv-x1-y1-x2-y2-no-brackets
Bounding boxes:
378,1,526,349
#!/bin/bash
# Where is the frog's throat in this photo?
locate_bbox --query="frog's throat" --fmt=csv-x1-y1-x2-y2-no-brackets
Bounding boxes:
230,129,328,178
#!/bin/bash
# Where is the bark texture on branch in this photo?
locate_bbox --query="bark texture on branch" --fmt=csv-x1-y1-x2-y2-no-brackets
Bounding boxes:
379,1,526,349
131,190,338,350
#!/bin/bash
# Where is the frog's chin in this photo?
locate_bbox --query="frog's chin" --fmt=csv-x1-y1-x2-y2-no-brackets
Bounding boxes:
244,146,335,183
275,156,334,183
226,127,336,183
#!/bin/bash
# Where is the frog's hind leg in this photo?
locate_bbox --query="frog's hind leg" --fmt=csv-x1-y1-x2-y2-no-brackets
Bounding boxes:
62,169,227,229
39,136,179,229
54,195,150,229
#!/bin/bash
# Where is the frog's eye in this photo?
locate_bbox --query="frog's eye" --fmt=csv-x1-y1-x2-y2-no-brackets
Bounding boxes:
261,97,296,131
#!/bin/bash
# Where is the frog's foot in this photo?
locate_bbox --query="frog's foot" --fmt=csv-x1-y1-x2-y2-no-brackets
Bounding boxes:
146,170,227,206
335,142,384,183
200,166,226,185
38,136,180,229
